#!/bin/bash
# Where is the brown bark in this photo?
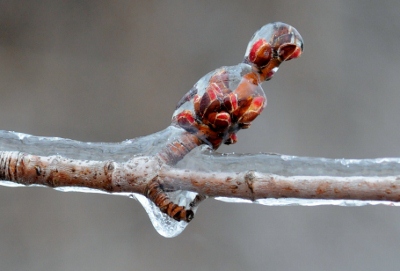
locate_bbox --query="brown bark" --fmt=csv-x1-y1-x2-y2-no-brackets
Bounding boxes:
2,150,400,208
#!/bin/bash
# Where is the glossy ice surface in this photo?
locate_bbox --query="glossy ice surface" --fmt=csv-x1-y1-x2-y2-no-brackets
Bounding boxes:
2,127,400,237
172,64,266,148
0,126,185,162
172,22,303,150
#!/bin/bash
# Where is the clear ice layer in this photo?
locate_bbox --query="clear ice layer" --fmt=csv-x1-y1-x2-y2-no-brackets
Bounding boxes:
1,128,400,237
215,197,400,207
133,191,198,238
172,63,264,119
0,127,201,237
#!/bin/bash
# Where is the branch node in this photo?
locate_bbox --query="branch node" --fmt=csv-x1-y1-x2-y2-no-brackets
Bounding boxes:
245,170,256,201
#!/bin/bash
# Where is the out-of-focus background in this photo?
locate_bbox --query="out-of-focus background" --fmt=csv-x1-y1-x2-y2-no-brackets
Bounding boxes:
0,1,400,270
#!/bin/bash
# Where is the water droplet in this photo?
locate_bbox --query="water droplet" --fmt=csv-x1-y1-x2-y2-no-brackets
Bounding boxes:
132,190,199,238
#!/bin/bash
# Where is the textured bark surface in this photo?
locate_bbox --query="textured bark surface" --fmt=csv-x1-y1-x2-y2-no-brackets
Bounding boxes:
1,145,400,207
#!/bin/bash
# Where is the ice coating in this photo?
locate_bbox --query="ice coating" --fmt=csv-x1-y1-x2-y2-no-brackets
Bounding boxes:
172,64,266,149
0,178,196,237
0,22,305,237
177,147,400,177
133,191,198,238
244,22,303,80
0,126,187,162
172,22,303,150
0,126,203,236
216,197,400,207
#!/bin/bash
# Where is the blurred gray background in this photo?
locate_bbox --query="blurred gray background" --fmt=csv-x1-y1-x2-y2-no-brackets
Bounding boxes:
0,1,400,270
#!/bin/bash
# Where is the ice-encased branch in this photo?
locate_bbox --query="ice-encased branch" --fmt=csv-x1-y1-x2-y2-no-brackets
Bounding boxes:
165,147,400,206
2,126,400,237
1,126,400,206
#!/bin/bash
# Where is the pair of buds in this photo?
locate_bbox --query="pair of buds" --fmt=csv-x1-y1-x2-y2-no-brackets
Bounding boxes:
246,22,303,80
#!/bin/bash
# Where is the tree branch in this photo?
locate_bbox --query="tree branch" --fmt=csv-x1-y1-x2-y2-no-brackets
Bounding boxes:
161,166,400,201
1,127,400,236
1,127,400,202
